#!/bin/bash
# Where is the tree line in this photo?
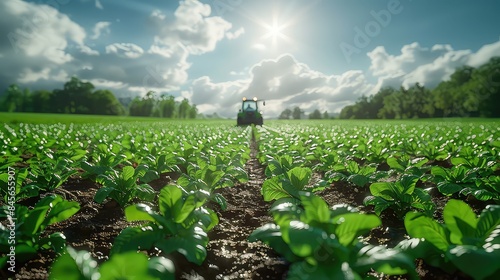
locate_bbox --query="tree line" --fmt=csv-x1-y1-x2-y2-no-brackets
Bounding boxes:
279,107,331,119
0,77,198,118
340,57,500,119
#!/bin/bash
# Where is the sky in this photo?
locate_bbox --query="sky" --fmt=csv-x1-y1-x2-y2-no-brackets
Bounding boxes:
1,0,500,118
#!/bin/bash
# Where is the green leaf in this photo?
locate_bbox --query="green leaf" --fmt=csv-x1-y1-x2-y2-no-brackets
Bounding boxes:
334,213,381,246
262,177,289,201
135,184,156,202
121,166,135,181
45,200,80,226
286,167,312,191
369,182,394,201
437,182,463,195
431,166,449,179
443,199,477,244
154,226,208,265
175,194,196,223
147,257,175,280
300,192,330,224
140,170,160,183
248,223,301,263
49,247,99,280
42,232,67,253
349,174,369,187
159,185,183,215
100,252,157,280
288,261,361,280
285,221,325,259
354,245,416,277
387,157,405,171
94,187,114,204
124,204,156,222
446,245,500,280
400,175,418,195
111,226,163,254
476,204,500,239
405,212,450,251
23,206,50,235
213,193,227,210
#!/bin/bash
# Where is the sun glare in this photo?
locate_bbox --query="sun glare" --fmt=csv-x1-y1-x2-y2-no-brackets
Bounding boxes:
261,18,289,46
265,20,285,40
247,1,321,51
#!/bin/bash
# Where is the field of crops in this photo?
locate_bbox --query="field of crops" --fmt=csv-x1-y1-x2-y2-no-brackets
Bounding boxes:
1,114,500,280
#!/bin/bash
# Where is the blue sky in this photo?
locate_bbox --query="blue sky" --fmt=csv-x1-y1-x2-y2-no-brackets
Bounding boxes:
1,0,500,117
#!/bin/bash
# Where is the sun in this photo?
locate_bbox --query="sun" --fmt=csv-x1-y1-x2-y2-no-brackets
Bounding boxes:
264,20,285,40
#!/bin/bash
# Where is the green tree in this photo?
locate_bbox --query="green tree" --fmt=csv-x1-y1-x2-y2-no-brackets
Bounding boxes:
89,90,126,115
2,84,23,112
432,66,473,117
279,108,292,119
178,98,190,119
188,104,198,119
292,106,302,119
309,109,322,119
160,95,176,118
31,90,54,113
339,105,356,119
464,57,500,117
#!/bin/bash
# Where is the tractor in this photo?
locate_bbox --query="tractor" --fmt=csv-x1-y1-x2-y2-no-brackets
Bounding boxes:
237,97,265,126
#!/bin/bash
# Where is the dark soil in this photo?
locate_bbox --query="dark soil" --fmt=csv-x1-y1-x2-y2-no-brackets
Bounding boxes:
2,133,491,280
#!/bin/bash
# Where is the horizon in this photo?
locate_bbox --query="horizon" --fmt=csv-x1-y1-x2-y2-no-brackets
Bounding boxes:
1,0,500,118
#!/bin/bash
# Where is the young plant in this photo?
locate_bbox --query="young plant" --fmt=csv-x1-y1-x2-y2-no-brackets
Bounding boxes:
431,165,478,196
261,166,312,202
0,168,39,203
250,192,417,279
364,175,435,218
49,246,175,280
94,165,156,208
400,199,500,279
111,185,218,265
0,195,80,267
80,152,128,180
386,154,430,179
28,157,78,192
325,160,387,188
175,155,248,210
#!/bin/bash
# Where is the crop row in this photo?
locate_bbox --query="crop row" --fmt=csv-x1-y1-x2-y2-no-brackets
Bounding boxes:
1,122,252,278
251,121,500,279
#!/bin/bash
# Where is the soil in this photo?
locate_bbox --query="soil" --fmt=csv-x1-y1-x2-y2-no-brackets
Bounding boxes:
1,131,492,280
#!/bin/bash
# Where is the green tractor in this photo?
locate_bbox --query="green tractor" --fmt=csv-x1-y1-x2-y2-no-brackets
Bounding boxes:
237,97,265,126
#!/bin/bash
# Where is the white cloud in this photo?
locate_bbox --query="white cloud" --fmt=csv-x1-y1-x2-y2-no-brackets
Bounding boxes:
467,39,500,67
226,27,245,40
0,0,87,64
186,54,374,118
95,0,103,10
91,21,111,40
75,43,190,93
366,41,499,89
105,43,144,58
150,0,236,54
18,67,51,83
